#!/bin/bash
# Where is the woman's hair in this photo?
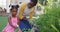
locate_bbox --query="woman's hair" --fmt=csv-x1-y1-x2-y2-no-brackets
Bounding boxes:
9,5,19,11
30,0,38,5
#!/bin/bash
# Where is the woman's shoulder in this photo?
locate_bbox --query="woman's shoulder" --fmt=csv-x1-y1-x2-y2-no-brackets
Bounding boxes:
20,2,28,7
21,2,28,5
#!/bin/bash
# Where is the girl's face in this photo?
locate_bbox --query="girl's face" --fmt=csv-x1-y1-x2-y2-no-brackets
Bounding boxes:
11,8,17,16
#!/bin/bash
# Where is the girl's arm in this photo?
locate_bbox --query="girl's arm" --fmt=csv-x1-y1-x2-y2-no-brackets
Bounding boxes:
18,2,27,19
17,17,20,25
8,16,15,28
17,17,20,27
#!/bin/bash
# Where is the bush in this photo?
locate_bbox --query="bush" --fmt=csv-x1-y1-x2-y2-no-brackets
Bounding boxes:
35,5,60,32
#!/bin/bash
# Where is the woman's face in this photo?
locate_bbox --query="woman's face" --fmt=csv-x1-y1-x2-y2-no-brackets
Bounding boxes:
11,8,17,16
28,2,35,8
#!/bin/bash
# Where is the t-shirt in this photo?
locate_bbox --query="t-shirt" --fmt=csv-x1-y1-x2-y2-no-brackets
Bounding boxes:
23,6,32,17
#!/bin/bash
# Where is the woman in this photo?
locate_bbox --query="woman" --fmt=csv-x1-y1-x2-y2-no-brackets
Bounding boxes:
18,0,38,32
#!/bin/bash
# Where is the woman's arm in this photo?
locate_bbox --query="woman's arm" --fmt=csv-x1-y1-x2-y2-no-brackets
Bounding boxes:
18,2,27,19
29,7,35,19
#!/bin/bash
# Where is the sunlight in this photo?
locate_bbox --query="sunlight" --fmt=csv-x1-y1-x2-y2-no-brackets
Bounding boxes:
0,0,6,8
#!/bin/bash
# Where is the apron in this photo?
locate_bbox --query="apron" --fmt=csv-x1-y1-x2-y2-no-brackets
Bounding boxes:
19,17,32,31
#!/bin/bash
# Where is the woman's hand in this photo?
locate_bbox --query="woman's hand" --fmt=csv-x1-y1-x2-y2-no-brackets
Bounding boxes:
23,17,28,21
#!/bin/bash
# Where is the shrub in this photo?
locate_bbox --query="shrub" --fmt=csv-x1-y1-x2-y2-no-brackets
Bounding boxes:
35,4,60,32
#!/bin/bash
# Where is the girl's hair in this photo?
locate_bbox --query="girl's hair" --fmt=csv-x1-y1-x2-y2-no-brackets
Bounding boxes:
30,0,38,6
9,5,19,11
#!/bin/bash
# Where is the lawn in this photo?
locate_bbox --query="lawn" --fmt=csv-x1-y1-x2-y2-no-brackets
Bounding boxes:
0,16,8,32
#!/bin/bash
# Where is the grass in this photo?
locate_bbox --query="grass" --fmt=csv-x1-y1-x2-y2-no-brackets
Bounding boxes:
0,16,8,32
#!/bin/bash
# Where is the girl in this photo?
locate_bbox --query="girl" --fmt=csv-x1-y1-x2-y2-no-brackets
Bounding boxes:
2,5,22,32
18,0,38,32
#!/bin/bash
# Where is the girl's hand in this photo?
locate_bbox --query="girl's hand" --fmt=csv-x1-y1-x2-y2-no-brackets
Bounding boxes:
14,25,19,29
16,25,19,28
